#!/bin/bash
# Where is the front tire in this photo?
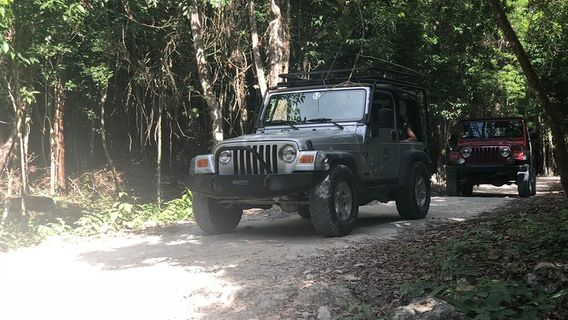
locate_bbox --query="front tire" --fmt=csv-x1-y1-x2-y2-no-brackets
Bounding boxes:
310,165,358,237
446,170,459,196
297,206,311,219
193,193,243,234
396,162,431,219
461,182,473,196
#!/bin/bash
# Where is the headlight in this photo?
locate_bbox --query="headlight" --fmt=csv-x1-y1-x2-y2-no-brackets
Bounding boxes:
218,150,232,165
460,147,472,159
500,146,511,158
279,144,297,163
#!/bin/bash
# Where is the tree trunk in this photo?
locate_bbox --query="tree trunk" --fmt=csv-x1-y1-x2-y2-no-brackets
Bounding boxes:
156,95,163,206
486,0,568,194
100,85,120,193
0,128,16,177
189,5,224,145
267,0,290,87
547,128,555,175
51,80,66,194
538,116,548,176
248,0,268,97
5,72,29,214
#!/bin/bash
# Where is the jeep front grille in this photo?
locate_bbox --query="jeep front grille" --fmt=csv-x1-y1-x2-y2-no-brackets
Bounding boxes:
468,146,504,165
228,144,279,175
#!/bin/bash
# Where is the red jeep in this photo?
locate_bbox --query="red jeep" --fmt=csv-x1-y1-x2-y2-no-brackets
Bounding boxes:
446,117,536,197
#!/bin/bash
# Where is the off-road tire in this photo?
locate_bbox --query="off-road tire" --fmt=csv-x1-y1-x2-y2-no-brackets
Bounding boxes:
297,206,311,219
517,171,532,198
446,170,459,196
193,193,243,234
461,182,473,196
396,162,431,219
310,165,358,237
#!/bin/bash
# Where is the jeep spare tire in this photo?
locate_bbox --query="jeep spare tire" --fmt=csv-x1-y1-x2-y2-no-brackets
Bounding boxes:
193,193,243,234
396,162,431,219
310,165,358,237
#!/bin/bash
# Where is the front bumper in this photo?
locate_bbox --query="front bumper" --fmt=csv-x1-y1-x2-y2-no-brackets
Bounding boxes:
446,164,529,175
187,172,324,199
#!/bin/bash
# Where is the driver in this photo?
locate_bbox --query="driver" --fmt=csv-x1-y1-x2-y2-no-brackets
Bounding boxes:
399,101,417,142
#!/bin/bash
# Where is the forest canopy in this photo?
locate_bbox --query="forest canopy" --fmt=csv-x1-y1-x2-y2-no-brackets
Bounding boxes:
0,0,567,201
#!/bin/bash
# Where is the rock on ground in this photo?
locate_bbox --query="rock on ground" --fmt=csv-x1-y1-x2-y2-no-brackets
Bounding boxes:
388,297,466,320
526,262,568,292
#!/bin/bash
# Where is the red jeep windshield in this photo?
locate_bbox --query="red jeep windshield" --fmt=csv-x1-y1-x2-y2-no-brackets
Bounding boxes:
460,120,523,139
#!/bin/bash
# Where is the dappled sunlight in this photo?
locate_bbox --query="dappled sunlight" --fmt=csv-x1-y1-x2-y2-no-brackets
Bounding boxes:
0,234,242,320
431,197,448,203
392,221,412,228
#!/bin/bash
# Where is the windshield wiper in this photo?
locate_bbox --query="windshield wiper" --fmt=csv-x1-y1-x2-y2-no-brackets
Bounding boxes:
306,118,344,130
264,120,299,130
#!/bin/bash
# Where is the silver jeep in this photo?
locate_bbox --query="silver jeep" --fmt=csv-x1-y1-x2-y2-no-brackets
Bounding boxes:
188,67,432,237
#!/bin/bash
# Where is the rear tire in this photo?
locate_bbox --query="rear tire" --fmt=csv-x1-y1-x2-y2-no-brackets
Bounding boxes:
310,165,358,237
297,206,311,219
193,193,243,234
396,162,431,220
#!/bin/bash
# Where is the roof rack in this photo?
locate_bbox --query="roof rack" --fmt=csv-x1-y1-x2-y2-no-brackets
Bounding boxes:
276,61,425,90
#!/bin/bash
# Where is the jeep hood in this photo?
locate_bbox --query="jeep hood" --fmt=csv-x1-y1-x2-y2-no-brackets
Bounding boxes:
215,129,362,151
458,137,525,147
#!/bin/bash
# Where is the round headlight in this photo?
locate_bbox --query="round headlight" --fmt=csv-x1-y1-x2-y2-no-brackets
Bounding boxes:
219,150,232,165
279,144,297,163
460,147,472,159
500,146,511,158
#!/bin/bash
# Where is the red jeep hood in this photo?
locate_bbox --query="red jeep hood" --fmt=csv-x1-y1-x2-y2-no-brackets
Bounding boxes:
458,137,525,147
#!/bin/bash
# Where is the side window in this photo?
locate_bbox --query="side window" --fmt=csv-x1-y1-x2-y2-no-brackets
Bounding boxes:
372,91,395,129
398,98,424,142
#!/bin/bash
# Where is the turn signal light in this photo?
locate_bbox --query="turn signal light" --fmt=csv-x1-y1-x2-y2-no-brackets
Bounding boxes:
512,145,527,160
299,155,315,163
196,159,209,168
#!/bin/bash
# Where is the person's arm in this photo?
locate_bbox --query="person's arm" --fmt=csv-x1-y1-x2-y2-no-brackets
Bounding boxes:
404,127,417,142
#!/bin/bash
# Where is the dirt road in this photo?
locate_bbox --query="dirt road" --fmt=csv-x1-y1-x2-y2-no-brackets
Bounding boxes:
0,177,559,320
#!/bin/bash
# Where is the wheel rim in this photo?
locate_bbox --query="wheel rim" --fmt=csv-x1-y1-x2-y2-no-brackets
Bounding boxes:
415,176,427,208
334,181,353,221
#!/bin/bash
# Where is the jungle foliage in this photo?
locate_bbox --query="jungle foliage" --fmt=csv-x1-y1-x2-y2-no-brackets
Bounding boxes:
0,0,567,204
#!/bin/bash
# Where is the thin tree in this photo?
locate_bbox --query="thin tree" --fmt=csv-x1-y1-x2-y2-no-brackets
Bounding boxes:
486,0,568,194
248,0,267,98
189,5,224,145
267,0,290,87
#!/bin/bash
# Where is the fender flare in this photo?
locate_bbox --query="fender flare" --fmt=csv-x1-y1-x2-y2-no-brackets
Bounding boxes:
324,151,360,182
397,150,431,186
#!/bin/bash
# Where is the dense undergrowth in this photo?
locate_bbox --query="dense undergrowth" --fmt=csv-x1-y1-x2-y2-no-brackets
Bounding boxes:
0,191,193,252
308,192,568,320
401,206,568,319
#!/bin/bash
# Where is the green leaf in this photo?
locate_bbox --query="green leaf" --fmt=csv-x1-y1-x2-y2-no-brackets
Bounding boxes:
1,41,8,54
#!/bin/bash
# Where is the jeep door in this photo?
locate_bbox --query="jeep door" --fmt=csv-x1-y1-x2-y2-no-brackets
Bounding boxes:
367,90,400,180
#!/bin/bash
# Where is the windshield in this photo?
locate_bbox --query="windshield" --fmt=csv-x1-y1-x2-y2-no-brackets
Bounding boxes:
262,88,367,126
461,120,523,139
